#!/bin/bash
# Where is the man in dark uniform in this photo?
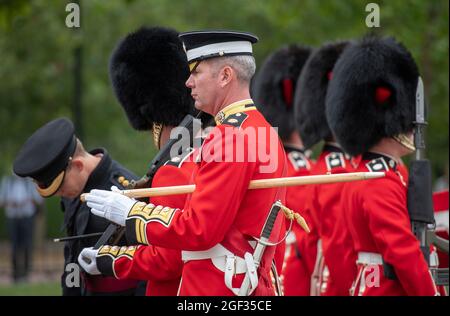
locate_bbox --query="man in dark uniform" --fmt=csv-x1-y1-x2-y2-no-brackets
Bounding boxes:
13,118,140,295
251,44,314,295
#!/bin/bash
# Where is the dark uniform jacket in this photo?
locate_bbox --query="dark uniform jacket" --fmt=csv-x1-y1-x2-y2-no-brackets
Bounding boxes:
60,148,139,296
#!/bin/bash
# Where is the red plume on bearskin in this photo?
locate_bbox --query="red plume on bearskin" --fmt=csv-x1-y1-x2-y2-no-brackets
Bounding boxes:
251,45,311,141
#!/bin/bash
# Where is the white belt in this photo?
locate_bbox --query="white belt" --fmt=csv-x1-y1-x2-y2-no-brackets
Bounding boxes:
357,252,383,265
182,242,258,296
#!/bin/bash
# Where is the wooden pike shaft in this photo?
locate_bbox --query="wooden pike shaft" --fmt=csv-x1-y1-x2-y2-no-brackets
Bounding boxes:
80,172,384,202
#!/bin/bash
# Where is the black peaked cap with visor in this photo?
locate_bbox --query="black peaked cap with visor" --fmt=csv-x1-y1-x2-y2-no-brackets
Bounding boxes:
13,118,77,197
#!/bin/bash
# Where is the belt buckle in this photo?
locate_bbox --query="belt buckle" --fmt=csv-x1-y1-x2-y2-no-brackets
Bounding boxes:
225,254,236,277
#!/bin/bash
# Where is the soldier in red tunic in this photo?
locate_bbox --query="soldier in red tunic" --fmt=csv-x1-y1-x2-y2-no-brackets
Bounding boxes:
81,30,287,296
252,44,313,295
326,36,438,296
294,41,357,296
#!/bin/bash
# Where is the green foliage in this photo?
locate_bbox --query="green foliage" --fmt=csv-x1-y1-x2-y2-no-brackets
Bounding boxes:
0,281,61,296
0,0,448,237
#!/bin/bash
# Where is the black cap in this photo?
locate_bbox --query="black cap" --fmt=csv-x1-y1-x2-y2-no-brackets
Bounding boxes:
179,30,258,64
294,41,351,149
13,118,77,197
252,44,312,140
326,36,419,156
109,26,195,131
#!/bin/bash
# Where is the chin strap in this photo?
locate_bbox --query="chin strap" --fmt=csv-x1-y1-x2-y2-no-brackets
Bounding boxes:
392,134,415,151
152,122,163,149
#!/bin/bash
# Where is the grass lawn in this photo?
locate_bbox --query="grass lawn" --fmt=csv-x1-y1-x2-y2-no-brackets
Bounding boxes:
0,282,61,296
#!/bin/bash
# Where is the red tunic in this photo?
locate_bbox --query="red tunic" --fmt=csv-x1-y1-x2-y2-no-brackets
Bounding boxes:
281,146,314,296
125,103,287,296
113,152,196,295
297,144,355,296
343,153,437,296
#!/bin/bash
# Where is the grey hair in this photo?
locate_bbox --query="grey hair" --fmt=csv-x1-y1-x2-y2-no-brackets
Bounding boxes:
210,55,256,84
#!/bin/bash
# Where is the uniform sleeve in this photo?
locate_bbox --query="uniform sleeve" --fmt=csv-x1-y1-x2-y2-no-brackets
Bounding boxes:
112,245,182,281
364,178,437,296
125,126,257,250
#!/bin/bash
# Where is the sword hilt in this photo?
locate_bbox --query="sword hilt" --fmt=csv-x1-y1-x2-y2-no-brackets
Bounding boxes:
261,201,282,239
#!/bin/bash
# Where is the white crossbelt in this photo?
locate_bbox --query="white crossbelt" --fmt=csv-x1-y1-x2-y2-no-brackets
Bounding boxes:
182,242,258,296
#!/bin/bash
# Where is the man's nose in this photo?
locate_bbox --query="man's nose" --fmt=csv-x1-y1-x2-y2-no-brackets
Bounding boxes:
185,75,194,88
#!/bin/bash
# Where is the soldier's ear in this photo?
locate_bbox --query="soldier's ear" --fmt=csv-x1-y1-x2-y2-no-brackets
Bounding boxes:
70,158,84,172
219,66,233,87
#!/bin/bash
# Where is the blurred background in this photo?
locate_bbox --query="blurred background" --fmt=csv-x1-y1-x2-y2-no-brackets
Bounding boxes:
0,0,448,295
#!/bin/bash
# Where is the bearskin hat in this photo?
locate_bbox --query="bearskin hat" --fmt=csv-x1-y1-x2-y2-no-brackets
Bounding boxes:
325,36,419,156
251,45,311,140
294,41,350,149
109,26,194,130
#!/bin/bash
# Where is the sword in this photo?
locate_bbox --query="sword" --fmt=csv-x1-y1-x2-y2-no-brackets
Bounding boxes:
237,201,283,296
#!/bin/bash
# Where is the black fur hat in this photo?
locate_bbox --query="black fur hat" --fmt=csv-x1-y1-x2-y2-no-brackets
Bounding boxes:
109,26,194,130
325,36,419,156
252,45,311,140
294,41,350,149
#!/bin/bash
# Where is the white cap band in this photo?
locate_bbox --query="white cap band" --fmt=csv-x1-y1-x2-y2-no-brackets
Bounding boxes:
186,41,253,62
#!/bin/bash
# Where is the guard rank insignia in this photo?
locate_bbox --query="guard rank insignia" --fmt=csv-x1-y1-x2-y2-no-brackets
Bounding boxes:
222,112,248,128
325,152,346,171
288,151,310,171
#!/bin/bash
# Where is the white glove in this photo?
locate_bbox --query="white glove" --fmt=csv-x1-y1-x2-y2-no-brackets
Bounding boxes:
85,188,136,226
78,247,101,275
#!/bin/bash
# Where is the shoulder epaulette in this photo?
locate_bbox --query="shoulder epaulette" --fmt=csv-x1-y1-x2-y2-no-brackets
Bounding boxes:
222,112,249,128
